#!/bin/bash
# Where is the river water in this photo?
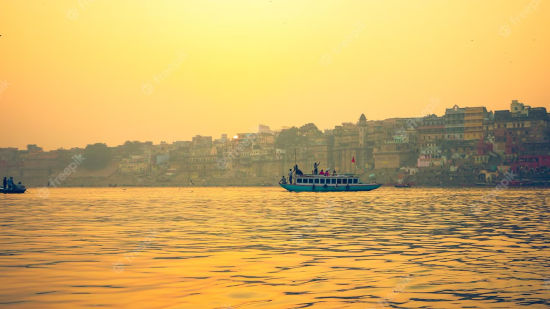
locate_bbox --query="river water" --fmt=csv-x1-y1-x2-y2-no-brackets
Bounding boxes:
0,187,549,308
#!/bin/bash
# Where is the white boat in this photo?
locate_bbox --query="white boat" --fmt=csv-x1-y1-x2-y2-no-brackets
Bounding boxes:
280,174,381,192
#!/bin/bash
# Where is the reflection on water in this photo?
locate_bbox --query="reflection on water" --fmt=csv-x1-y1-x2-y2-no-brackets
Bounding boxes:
0,187,549,308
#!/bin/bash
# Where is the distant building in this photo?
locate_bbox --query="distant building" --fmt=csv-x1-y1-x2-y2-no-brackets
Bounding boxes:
119,155,150,174
374,143,415,169
444,105,465,140
417,114,445,145
27,144,43,153
464,106,488,140
192,135,213,148
493,100,550,157
155,153,170,165
258,124,272,134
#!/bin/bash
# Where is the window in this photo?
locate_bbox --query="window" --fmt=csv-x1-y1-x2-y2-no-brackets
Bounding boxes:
343,179,348,184
354,179,358,184
309,179,313,184
337,179,342,184
331,179,336,184
297,179,301,184
314,179,319,184
320,179,325,184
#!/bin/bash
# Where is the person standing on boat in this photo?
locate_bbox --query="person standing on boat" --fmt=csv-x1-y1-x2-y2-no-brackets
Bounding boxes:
332,169,337,176
313,162,320,175
288,169,293,184
319,169,324,176
8,176,13,190
2,177,6,189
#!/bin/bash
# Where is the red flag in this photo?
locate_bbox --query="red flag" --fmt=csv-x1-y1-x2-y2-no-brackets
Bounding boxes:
351,156,355,163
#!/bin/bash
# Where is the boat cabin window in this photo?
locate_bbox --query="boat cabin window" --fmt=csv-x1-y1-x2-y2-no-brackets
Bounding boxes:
314,179,319,184
343,179,348,184
320,179,325,184
297,179,302,184
331,179,336,184
308,179,313,184
337,179,342,184
353,178,358,184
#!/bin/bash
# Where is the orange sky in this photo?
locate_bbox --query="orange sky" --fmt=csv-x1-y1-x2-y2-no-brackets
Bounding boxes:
1,0,549,150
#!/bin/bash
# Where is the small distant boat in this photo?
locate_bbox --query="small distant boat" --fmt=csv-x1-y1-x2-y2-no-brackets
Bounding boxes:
280,174,381,192
1,184,26,194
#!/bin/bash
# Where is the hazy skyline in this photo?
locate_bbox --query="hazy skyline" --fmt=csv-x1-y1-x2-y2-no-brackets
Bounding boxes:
1,0,549,150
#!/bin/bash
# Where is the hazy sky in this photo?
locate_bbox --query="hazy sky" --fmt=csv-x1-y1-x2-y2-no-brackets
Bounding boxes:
1,0,549,150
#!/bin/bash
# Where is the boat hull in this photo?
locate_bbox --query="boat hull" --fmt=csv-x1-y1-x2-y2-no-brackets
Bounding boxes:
1,188,26,194
280,183,381,192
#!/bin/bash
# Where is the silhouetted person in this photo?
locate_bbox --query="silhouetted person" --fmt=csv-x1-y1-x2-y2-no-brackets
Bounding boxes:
293,164,303,176
313,162,320,175
2,177,6,189
319,169,324,175
288,169,293,184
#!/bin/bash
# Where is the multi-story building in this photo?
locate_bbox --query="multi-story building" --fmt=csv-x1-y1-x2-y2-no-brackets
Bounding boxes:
417,114,445,145
119,154,151,174
330,121,361,173
493,100,550,157
191,135,213,148
464,107,488,140
373,142,416,169
444,105,465,140
443,105,489,141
